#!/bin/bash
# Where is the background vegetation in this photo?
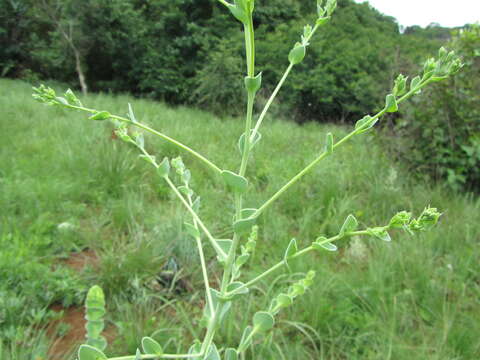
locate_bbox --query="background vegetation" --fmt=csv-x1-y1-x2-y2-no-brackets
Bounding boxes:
1,79,479,359
1,0,479,358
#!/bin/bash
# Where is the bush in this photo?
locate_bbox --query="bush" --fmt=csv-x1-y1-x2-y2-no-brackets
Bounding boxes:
391,25,480,191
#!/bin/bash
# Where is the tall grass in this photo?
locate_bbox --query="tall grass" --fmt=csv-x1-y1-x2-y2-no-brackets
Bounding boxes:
1,78,479,358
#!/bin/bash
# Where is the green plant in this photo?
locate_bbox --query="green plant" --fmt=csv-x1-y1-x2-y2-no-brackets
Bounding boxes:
33,1,463,359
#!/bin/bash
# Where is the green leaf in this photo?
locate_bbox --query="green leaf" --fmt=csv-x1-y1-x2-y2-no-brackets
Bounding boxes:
355,115,377,134
238,130,262,154
340,214,358,236
240,208,257,218
188,342,202,358
367,227,391,242
85,307,106,321
227,3,248,23
86,286,105,308
157,158,170,178
89,111,111,121
142,337,163,355
410,76,422,94
284,238,298,268
225,348,238,360
86,337,107,351
253,311,275,332
78,345,107,360
216,239,233,262
65,89,82,106
205,344,221,360
312,239,337,252
275,293,293,308
184,222,199,238
128,103,137,123
85,320,104,338
134,349,141,360
289,44,306,65
178,186,193,197
233,217,257,234
244,72,262,94
224,282,249,300
239,326,253,350
325,132,333,154
385,94,398,113
222,170,248,194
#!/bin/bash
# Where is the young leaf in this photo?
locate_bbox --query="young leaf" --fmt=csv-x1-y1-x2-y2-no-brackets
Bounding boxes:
89,111,111,121
275,293,293,308
128,103,138,123
157,158,170,178
65,89,82,106
142,337,163,355
284,238,298,268
239,326,253,350
385,94,398,113
135,349,142,360
289,44,306,65
224,282,249,300
240,208,257,218
227,3,248,24
367,227,392,242
204,344,221,360
216,239,233,262
222,170,248,194
238,130,262,154
78,345,107,360
339,214,358,236
85,286,105,308
312,240,338,252
233,217,257,234
244,72,262,94
410,76,422,94
253,311,275,332
355,115,378,134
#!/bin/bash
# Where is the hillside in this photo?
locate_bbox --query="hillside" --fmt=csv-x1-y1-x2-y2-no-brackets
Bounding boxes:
1,79,479,359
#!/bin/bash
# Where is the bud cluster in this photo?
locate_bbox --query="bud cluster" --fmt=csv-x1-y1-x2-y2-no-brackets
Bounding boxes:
270,270,316,314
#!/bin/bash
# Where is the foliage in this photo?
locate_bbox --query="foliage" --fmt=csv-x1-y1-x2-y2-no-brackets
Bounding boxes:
391,25,480,191
2,0,466,123
30,0,464,359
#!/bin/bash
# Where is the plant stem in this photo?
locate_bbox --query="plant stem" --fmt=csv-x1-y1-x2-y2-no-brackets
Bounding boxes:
221,9,257,294
164,177,227,259
62,103,222,174
250,63,293,141
250,22,322,140
186,193,215,317
226,230,371,296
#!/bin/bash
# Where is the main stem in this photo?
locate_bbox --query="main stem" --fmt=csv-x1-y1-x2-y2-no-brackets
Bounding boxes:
221,13,257,294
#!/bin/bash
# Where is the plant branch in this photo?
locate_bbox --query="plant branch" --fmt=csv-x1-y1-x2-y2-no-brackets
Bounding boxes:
226,230,370,296
164,177,227,259
61,103,222,174
186,193,215,317
250,63,293,141
252,79,433,218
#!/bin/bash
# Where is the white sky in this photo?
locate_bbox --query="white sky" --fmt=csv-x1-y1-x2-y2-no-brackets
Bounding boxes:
355,0,480,28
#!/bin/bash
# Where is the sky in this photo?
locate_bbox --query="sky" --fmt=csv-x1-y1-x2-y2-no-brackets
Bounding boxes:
355,0,480,28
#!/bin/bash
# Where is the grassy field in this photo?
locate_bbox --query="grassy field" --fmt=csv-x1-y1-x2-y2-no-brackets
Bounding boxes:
1,78,479,359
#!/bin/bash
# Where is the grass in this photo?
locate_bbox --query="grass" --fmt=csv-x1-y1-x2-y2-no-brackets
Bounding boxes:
1,78,479,359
